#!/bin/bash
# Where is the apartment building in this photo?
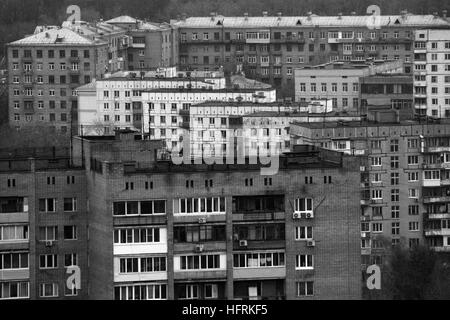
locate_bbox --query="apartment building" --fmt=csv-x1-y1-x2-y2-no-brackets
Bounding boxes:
62,21,129,72
294,59,405,112
413,28,450,117
69,130,362,300
360,74,413,118
0,147,87,300
7,27,109,131
290,118,450,267
170,11,450,98
188,102,361,157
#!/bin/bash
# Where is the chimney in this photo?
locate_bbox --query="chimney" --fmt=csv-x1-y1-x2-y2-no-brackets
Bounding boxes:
176,14,180,21
433,12,439,18
244,12,249,20
181,13,187,21
210,12,216,21
307,11,313,20
351,12,356,16
338,13,343,19
277,12,282,20
443,10,448,18
262,11,268,17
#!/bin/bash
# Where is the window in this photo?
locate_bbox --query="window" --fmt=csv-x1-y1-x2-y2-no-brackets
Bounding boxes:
233,251,285,268
408,172,419,182
114,227,161,244
408,205,419,216
297,281,313,296
391,156,399,169
0,225,28,242
391,206,400,219
372,223,383,233
407,155,419,165
390,139,399,152
0,252,28,269
64,253,78,267
407,138,418,149
38,198,56,212
371,189,382,200
391,172,399,185
409,222,419,231
294,198,313,215
0,282,29,299
63,198,77,212
371,157,382,166
114,284,167,300
63,226,77,240
39,283,58,298
175,197,226,214
391,189,400,202
39,226,57,241
39,254,57,269
371,140,382,149
119,256,166,273
295,226,313,240
392,222,400,235
179,254,221,270
296,254,313,269
113,200,166,216
408,189,418,199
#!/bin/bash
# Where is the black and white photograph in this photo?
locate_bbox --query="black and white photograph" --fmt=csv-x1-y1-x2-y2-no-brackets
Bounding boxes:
0,0,450,308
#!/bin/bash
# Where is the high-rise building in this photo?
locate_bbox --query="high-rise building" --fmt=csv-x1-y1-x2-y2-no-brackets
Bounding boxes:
7,28,109,132
413,28,450,117
171,12,450,98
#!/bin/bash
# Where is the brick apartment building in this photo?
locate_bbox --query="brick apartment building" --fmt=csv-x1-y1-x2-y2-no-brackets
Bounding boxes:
170,12,449,98
0,147,88,299
290,117,450,268
7,28,109,132
66,130,362,300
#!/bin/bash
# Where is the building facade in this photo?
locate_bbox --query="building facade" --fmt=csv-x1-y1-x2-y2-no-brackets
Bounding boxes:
413,28,450,117
0,147,88,300
70,131,362,300
290,119,450,268
7,28,109,132
171,12,449,98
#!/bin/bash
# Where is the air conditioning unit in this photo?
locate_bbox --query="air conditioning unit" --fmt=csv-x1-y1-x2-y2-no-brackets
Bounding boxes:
239,240,248,247
45,240,54,247
306,212,313,219
198,217,207,224
306,240,316,247
292,212,300,219
195,244,204,252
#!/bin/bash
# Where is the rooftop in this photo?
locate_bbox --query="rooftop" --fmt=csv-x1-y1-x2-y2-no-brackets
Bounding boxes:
291,118,450,129
171,14,449,28
105,15,141,24
230,74,273,90
9,27,107,46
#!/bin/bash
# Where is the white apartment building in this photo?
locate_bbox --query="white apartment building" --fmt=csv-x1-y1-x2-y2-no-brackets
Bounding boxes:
413,28,450,117
188,102,361,157
77,67,227,136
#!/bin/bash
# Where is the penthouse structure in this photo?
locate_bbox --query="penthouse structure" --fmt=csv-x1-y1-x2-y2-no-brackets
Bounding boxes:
294,59,408,112
7,28,109,132
106,16,179,70
188,101,361,157
70,130,361,300
0,147,87,300
170,11,450,97
290,118,450,268
413,28,450,117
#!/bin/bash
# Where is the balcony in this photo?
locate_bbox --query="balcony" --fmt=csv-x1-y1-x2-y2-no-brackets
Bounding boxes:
425,147,450,153
131,43,146,48
423,179,441,187
424,196,450,203
0,269,29,281
233,266,286,280
428,213,450,220
425,228,450,236
178,121,190,129
174,269,227,281
69,56,80,63
430,246,450,252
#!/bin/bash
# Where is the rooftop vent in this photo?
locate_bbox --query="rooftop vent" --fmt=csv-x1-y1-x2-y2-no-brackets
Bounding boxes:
307,11,313,20
210,12,216,21
338,13,343,19
443,10,448,18
262,11,268,17
244,13,249,20
351,11,356,16
277,12,282,20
